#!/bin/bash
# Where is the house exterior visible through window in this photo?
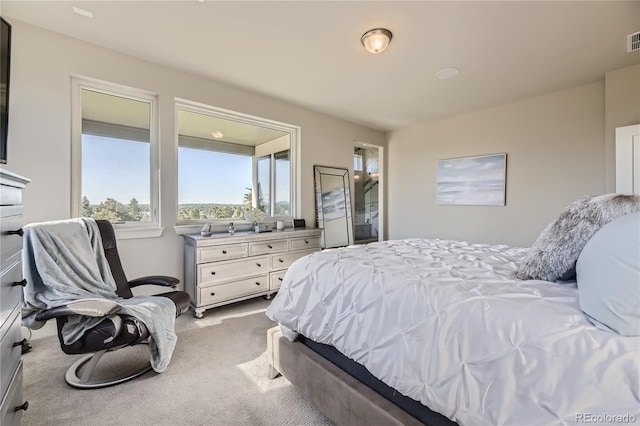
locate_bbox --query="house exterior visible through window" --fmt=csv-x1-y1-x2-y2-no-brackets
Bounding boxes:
177,103,294,223
72,79,159,229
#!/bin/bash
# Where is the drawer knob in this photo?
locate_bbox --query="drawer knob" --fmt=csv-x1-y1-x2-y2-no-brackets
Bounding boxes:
8,228,23,237
222,250,227,254
210,271,216,275
14,401,29,412
12,279,27,287
304,240,309,244
255,282,261,286
210,292,216,296
278,259,284,263
267,244,273,249
278,277,283,281
256,263,261,267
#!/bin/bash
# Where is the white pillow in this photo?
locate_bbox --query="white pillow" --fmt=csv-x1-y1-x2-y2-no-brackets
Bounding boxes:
576,211,640,336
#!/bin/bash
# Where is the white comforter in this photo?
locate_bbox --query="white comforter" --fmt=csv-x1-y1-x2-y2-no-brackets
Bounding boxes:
266,239,640,426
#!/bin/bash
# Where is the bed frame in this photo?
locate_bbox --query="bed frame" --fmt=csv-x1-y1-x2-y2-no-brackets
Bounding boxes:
267,326,424,426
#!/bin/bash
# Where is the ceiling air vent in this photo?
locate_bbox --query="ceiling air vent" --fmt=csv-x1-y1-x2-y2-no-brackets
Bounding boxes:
628,31,640,53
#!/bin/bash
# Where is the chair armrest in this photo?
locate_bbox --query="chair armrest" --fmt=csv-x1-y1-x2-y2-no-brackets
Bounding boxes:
128,275,180,288
34,299,122,321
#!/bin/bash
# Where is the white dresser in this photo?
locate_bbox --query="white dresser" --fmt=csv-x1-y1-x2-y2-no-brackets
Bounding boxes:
0,169,30,426
183,228,322,318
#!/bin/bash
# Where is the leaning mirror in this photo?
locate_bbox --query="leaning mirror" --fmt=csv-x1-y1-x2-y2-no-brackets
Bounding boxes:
314,165,354,248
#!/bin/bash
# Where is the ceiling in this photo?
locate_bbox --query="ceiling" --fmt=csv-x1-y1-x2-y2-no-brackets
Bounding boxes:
3,1,639,132
177,110,288,146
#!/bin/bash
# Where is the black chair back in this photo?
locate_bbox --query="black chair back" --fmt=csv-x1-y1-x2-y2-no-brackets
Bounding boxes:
96,220,133,299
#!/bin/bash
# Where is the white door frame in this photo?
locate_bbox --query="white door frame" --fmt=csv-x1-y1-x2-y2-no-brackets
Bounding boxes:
616,124,640,195
354,141,385,242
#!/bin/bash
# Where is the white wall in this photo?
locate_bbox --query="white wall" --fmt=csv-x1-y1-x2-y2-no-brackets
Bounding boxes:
5,20,385,286
387,82,606,247
605,64,640,192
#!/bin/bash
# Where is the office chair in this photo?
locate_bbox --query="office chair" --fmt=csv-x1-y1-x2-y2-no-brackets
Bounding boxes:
26,219,191,389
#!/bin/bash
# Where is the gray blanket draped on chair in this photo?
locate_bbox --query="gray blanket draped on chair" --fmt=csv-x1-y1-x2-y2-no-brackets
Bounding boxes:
21,218,177,373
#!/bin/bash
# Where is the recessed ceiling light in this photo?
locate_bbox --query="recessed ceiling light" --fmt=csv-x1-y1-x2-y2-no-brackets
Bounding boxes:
72,6,93,18
211,131,224,139
435,67,460,80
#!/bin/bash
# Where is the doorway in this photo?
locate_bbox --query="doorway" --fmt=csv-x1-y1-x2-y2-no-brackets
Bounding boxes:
353,144,382,244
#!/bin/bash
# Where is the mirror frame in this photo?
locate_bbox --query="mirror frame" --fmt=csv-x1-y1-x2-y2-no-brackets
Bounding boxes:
314,165,354,248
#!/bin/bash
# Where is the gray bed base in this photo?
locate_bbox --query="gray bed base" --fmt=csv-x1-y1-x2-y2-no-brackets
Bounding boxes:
267,326,424,426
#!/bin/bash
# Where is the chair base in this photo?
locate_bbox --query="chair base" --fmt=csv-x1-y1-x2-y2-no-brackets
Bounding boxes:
65,346,153,389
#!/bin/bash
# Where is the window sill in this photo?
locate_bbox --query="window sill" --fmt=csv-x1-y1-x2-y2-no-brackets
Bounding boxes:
174,224,254,236
174,218,293,236
114,226,165,240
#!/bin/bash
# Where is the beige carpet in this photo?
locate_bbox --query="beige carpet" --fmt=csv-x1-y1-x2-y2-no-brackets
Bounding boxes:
21,298,333,426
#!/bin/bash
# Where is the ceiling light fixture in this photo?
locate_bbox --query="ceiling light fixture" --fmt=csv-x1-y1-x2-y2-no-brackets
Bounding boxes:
361,28,392,54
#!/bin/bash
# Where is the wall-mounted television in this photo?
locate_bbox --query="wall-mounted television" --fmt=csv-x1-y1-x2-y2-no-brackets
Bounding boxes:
0,17,11,165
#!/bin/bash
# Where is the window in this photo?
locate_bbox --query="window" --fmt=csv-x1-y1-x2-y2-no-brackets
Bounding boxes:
72,79,159,232
177,147,252,220
256,155,271,214
274,150,290,216
354,154,363,172
176,101,298,223
255,150,290,217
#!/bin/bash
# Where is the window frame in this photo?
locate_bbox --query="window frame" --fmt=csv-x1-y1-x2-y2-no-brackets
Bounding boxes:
71,77,162,239
254,154,272,215
174,99,301,227
266,149,292,217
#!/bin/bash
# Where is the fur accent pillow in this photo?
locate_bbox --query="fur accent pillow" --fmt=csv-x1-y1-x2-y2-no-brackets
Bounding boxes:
516,194,640,282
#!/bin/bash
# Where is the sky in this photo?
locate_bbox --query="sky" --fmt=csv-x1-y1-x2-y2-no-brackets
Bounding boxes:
178,146,253,204
82,135,289,206
82,135,152,204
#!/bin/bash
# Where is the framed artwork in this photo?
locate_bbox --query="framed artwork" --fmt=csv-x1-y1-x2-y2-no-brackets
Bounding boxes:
436,153,507,206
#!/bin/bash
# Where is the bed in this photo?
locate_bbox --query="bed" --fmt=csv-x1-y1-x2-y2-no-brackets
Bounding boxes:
265,196,640,425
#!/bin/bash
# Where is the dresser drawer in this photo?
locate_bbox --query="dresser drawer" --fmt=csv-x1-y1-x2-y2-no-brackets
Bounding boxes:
0,183,22,206
198,243,248,263
271,249,317,271
249,240,288,256
198,255,269,286
269,270,287,291
199,275,269,306
0,261,22,330
0,212,22,272
0,362,25,426
290,236,321,251
0,311,22,403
